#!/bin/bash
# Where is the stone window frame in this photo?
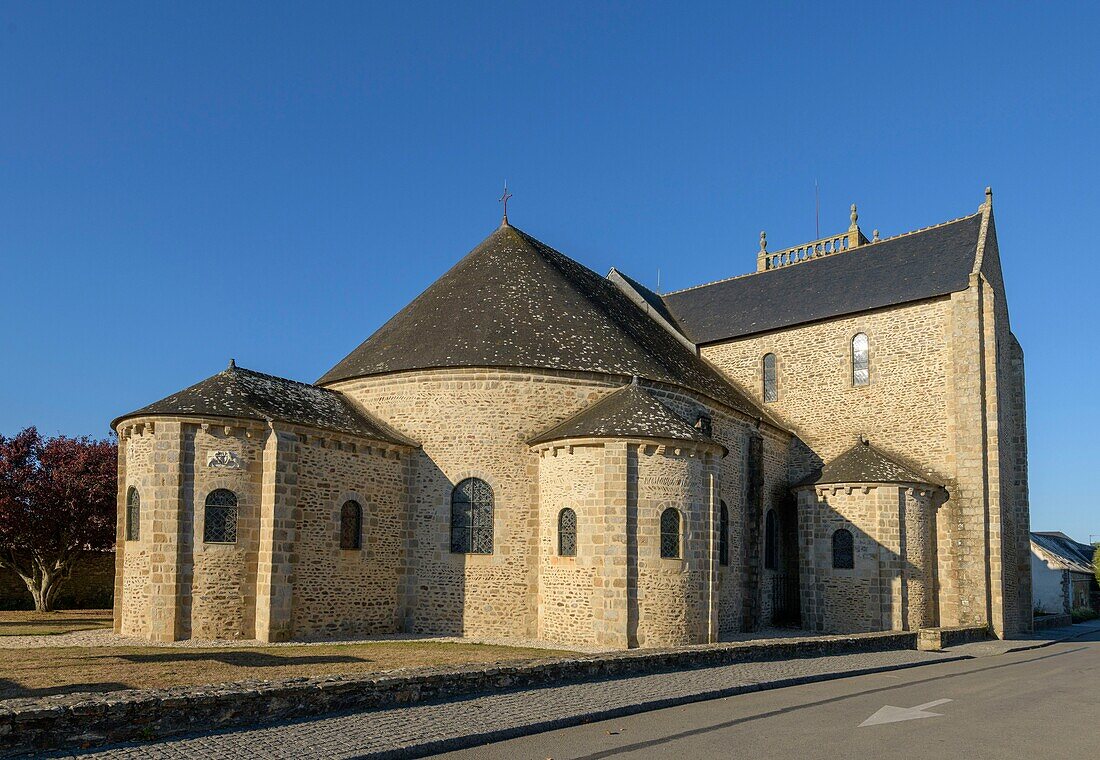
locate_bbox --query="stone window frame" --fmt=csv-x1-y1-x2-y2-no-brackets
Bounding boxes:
832,527,855,569
125,486,141,542
202,488,239,545
718,501,729,567
450,476,494,555
659,507,683,560
762,353,779,403
557,507,577,557
339,499,363,551
850,332,871,388
764,508,779,571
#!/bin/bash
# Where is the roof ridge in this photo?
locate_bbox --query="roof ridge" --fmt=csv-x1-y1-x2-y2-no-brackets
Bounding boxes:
229,363,332,393
663,211,983,297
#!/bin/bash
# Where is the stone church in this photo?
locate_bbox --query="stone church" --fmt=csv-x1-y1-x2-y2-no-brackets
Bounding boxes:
112,188,1032,647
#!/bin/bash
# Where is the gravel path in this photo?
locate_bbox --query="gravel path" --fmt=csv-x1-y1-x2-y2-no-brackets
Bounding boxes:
48,647,954,759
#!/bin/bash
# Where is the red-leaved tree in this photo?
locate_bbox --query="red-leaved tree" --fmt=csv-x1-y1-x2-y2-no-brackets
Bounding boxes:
0,427,117,611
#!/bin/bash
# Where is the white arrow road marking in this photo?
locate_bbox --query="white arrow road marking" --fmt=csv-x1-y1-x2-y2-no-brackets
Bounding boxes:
859,699,953,727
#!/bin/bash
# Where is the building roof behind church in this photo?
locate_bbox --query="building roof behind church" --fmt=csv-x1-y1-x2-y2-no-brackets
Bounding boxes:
661,212,984,344
317,224,771,421
796,439,937,487
113,363,417,445
1031,532,1096,575
528,382,718,448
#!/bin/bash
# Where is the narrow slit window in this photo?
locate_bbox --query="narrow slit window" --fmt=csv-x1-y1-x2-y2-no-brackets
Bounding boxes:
340,500,362,549
125,487,140,542
660,508,681,559
763,353,778,403
852,333,870,387
558,508,577,556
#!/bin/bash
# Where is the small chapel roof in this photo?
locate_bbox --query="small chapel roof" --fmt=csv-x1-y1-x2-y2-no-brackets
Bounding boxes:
113,362,417,446
795,438,937,488
660,212,986,344
317,223,771,422
528,382,721,450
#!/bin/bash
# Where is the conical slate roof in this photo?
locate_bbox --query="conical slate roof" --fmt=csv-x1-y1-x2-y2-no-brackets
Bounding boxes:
796,439,936,487
528,383,720,448
318,224,768,420
113,363,417,446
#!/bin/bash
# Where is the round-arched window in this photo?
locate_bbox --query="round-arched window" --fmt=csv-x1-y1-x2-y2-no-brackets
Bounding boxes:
340,500,363,550
660,508,681,559
203,489,238,544
451,478,493,554
558,508,577,557
852,333,870,387
832,528,854,569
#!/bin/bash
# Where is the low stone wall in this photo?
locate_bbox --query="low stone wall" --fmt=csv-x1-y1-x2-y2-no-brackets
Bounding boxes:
916,625,989,651
0,552,114,611
1033,614,1072,631
1,630,917,757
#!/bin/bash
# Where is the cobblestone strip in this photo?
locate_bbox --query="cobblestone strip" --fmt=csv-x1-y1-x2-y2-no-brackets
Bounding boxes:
57,648,959,759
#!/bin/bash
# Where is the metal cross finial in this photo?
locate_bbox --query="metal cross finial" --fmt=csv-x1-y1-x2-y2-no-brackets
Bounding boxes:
499,182,513,225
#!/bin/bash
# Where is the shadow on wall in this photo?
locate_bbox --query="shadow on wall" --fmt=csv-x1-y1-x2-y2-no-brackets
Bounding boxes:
407,452,468,637
799,491,937,635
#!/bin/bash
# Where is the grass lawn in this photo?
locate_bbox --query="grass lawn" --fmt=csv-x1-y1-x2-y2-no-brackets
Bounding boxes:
0,636,568,701
0,609,113,636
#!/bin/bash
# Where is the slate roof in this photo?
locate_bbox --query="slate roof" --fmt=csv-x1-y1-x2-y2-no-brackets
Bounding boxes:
661,213,985,344
795,440,937,487
528,383,719,448
1031,532,1096,575
113,363,417,446
318,223,771,421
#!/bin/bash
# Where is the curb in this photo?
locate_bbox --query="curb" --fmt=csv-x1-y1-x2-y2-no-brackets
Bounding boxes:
996,623,1100,655
360,655,972,760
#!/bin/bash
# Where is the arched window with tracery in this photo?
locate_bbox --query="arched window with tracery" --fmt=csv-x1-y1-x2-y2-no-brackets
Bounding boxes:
764,509,779,570
558,508,577,556
763,353,778,403
832,528,854,569
719,501,729,566
451,478,493,554
125,487,140,542
852,333,870,387
340,500,362,549
203,489,238,544
660,508,681,559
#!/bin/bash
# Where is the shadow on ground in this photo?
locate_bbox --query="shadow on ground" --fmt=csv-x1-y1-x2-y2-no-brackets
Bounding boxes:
0,679,132,701
106,651,369,667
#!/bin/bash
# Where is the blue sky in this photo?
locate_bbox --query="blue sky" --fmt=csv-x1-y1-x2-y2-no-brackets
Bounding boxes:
1,2,1096,540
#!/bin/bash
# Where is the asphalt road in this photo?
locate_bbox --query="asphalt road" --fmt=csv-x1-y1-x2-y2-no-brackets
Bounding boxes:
436,628,1100,760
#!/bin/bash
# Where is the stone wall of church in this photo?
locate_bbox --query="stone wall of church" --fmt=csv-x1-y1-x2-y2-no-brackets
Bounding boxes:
535,444,601,645
631,444,713,647
291,437,408,638
334,367,780,644
333,368,625,640
797,484,937,634
700,297,952,486
116,427,154,637
186,424,264,639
